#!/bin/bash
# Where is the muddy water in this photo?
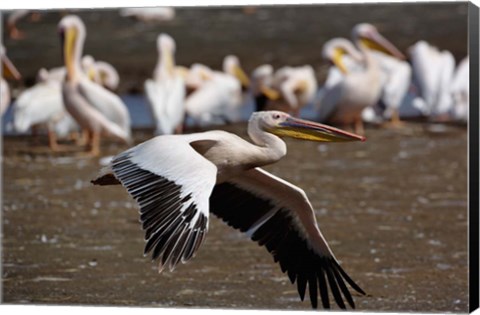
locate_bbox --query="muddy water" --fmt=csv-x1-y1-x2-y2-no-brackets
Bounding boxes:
2,122,468,312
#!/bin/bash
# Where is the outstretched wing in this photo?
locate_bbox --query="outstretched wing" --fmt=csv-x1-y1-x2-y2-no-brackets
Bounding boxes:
109,135,217,272
210,168,365,309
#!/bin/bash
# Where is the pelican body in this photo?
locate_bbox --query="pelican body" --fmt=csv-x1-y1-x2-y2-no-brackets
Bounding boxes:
145,33,186,135
185,55,250,126
93,111,366,310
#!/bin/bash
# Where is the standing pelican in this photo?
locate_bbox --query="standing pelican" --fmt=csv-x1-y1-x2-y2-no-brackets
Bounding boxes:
145,33,186,135
269,65,318,117
409,40,456,121
92,111,366,310
250,64,280,111
59,15,131,156
317,25,405,134
1,45,22,116
185,55,250,126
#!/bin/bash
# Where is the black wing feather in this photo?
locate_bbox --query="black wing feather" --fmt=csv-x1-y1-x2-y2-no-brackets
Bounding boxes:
210,181,365,309
111,152,208,271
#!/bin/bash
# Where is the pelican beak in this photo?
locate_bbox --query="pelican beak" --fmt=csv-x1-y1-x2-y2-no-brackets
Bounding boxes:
260,85,280,100
2,54,21,81
271,116,366,142
361,31,405,60
164,50,175,76
175,66,189,80
233,65,250,89
63,26,78,80
332,48,348,74
87,66,97,81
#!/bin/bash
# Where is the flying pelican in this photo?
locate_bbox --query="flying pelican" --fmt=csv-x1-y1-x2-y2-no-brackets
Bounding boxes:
1,45,22,116
92,110,366,310
185,55,250,126
145,33,186,135
59,15,132,156
269,65,318,117
317,24,405,134
250,64,280,111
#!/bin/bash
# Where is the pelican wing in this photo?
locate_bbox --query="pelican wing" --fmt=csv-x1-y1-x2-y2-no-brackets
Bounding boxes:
210,168,365,309
109,135,217,272
78,76,131,137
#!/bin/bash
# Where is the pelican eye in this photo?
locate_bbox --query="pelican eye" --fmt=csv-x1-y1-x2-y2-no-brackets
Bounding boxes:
273,114,281,120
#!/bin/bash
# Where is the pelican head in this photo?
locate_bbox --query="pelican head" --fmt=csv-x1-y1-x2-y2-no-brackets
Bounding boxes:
322,38,363,75
81,55,97,81
251,64,279,101
1,45,21,80
250,111,366,142
158,33,176,53
351,23,405,60
223,55,250,89
157,33,176,76
58,15,86,81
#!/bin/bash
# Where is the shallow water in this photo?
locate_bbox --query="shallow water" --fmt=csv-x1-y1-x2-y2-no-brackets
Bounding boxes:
2,122,468,312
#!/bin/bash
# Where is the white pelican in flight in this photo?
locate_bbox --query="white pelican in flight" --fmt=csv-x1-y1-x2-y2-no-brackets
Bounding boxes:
145,33,186,135
1,45,21,116
185,55,250,126
92,111,366,309
59,15,131,156
317,24,405,134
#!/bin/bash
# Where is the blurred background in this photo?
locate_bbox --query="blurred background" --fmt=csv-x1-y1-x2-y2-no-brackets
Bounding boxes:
2,3,467,94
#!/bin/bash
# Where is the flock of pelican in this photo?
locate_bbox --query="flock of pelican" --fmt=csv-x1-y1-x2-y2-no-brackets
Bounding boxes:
1,9,469,310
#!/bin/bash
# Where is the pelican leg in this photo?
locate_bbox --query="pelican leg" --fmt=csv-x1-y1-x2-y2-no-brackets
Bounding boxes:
382,108,404,129
48,128,75,152
86,131,101,157
48,129,60,151
73,130,89,146
354,118,365,136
